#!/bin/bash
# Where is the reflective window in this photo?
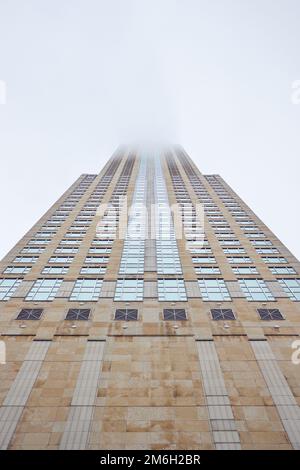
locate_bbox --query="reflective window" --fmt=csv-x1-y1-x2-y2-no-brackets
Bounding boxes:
26,279,62,301
256,248,279,254
269,266,296,275
3,266,31,274
55,247,79,254
49,256,74,264
114,279,144,301
195,266,221,274
238,279,274,301
198,279,231,301
232,266,258,274
80,266,106,274
192,257,216,264
228,256,252,264
223,248,246,254
0,278,22,301
21,247,45,254
158,279,187,301
70,279,103,301
84,256,109,264
262,257,287,264
251,240,272,246
14,256,38,263
42,266,69,274
278,279,300,301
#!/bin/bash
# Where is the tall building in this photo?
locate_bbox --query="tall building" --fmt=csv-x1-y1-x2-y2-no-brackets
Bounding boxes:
0,146,299,450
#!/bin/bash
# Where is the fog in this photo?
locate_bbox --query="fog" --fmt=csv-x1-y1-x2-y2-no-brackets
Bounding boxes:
0,0,299,259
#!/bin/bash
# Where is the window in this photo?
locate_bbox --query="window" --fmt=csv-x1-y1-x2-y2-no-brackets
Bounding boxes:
211,309,235,320
232,266,258,275
114,309,138,321
189,247,212,254
65,308,91,320
84,256,109,264
92,239,113,246
49,256,74,264
29,238,52,245
216,233,235,238
257,309,284,320
157,279,187,301
70,279,103,301
251,240,272,246
240,226,259,231
245,233,266,239
35,232,55,238
114,279,144,301
59,239,82,245
192,256,216,264
256,248,279,254
26,279,62,301
3,266,31,274
157,255,182,274
195,266,221,274
42,266,69,274
0,278,22,301
278,279,300,301
219,240,240,246
21,247,45,254
80,266,106,274
198,279,231,301
163,308,187,321
238,220,255,225
238,279,274,301
262,257,287,264
223,248,246,254
14,256,38,263
16,309,43,320
55,247,78,254
269,266,296,275
228,256,252,264
89,247,111,254
65,231,86,238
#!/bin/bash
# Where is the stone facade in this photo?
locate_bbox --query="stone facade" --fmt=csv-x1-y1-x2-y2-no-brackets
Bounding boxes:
0,146,299,449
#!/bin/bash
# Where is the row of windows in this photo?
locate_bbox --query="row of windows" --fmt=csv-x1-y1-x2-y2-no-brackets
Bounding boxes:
12,255,110,265
155,156,183,275
2,275,299,303
3,265,107,275
166,154,205,257
118,156,147,274
14,307,285,322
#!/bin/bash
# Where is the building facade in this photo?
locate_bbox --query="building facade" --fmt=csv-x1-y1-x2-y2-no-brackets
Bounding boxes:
0,146,299,450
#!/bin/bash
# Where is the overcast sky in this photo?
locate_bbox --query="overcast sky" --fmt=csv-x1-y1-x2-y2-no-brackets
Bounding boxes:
0,0,299,260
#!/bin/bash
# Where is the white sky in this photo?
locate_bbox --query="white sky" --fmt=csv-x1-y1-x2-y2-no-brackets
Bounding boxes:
0,0,299,260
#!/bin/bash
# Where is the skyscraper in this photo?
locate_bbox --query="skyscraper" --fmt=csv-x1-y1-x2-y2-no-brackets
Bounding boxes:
0,146,299,450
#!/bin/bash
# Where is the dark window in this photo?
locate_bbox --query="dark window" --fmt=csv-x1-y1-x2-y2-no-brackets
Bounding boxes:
16,309,43,320
66,308,91,320
163,308,187,321
114,309,138,321
257,309,284,320
211,309,235,320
